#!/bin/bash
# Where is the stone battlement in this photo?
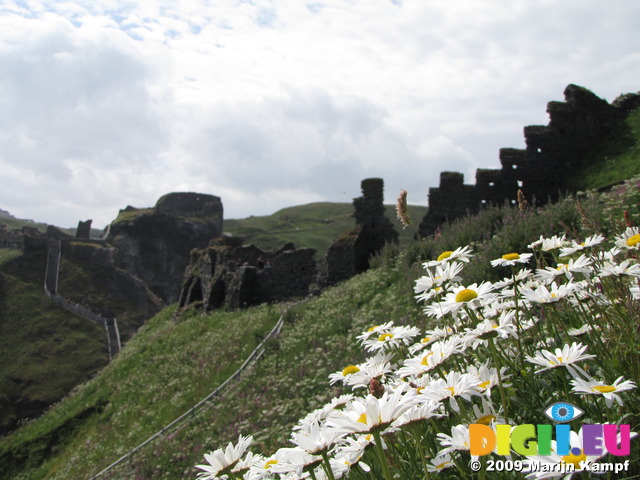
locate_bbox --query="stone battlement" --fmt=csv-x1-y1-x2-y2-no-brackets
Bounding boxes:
418,84,639,236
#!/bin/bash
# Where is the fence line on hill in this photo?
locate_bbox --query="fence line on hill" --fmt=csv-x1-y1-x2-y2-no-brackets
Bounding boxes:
88,302,297,480
44,239,121,359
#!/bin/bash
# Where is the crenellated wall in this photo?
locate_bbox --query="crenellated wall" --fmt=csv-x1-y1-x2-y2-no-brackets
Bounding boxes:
418,84,639,237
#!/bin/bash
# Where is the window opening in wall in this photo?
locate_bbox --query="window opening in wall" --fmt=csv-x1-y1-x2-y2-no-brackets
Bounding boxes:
517,180,523,187
488,182,495,187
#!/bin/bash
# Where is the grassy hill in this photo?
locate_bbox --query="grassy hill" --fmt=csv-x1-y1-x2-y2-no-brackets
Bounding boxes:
0,248,109,436
566,106,640,191
2,178,640,478
1,102,640,479
223,202,427,257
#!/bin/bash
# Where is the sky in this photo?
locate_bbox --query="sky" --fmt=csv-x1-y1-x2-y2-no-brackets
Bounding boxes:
1,0,639,230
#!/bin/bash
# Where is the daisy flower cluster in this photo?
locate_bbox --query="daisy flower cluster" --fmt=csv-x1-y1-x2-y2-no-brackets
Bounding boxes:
195,228,640,479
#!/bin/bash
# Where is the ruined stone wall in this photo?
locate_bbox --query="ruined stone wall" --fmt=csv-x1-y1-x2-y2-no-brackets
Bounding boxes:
178,238,317,312
418,84,638,237
321,178,398,285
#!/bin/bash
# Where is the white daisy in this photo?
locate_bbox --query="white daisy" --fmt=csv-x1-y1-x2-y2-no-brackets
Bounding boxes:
528,234,568,252
436,424,474,458
326,385,417,435
520,282,577,304
426,452,456,473
597,258,640,278
361,325,420,352
423,245,474,267
534,255,593,284
196,434,253,479
571,376,637,407
614,226,640,250
408,326,455,354
397,336,464,377
559,234,605,257
490,252,533,267
424,282,496,318
414,261,464,296
525,343,595,373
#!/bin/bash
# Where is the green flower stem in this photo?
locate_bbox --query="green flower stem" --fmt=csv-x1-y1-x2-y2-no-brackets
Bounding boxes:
309,467,319,480
407,423,431,480
488,337,509,424
372,429,393,480
511,273,527,371
320,451,337,480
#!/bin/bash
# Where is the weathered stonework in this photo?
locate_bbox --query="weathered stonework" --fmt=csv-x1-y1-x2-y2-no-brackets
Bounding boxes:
418,84,640,237
320,178,398,285
75,219,92,239
178,237,317,312
108,192,223,303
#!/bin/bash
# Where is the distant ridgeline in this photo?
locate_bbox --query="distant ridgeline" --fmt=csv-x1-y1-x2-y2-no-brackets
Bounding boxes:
418,84,640,236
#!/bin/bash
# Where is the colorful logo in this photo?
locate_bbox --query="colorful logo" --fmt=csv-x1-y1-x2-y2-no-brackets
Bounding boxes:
469,402,631,457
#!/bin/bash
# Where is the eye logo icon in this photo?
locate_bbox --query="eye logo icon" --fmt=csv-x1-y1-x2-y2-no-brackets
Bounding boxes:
544,402,584,423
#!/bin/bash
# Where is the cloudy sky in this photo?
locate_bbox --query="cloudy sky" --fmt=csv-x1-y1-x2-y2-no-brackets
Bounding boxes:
1,0,639,229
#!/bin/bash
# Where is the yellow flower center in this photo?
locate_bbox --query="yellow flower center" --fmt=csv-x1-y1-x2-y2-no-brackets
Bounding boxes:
378,333,394,342
446,386,455,396
342,365,360,376
551,356,563,365
455,289,478,303
421,336,431,344
478,380,491,390
626,234,640,247
357,413,367,424
421,352,433,365
477,414,496,425
502,253,520,260
561,450,587,468
416,387,424,394
437,251,453,261
367,325,378,332
593,385,616,393
264,459,278,469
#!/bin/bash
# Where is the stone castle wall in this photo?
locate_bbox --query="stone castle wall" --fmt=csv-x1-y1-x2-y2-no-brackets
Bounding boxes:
418,84,640,236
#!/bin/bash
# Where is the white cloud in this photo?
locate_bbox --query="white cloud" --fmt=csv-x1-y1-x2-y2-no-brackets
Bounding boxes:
0,0,639,228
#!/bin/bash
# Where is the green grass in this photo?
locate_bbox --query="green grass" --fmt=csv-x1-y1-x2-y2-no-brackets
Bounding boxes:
3,180,640,479
566,107,640,191
0,250,108,436
223,202,427,257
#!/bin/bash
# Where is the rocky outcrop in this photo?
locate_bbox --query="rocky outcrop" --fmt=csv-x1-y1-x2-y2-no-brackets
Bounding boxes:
108,192,223,303
418,84,640,236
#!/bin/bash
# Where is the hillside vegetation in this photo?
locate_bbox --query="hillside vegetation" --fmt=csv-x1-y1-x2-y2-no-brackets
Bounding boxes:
223,203,427,257
1,102,639,479
2,176,640,478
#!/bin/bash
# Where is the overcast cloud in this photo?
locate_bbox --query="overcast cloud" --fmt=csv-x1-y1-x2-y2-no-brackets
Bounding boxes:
1,0,639,228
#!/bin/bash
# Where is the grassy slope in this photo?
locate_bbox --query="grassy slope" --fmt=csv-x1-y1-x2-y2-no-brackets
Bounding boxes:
223,202,427,257
1,184,630,480
0,250,108,436
1,105,639,479
566,107,640,190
